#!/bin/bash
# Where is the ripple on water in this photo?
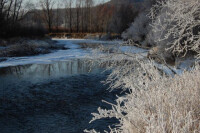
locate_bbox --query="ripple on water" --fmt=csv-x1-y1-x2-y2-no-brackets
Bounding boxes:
0,60,119,133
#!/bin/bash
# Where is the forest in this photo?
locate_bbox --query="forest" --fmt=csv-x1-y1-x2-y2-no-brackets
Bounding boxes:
0,0,142,38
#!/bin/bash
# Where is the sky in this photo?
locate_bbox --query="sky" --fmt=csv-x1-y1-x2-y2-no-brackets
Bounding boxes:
30,0,110,5
26,0,110,9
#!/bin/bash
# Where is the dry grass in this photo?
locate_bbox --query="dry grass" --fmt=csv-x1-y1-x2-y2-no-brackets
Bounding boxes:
0,44,43,57
85,0,200,132
49,32,120,39
86,58,200,133
0,38,68,57
0,39,8,47
119,66,200,133
85,43,200,132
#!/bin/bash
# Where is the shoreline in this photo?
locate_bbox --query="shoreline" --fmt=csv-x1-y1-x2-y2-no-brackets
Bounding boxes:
0,38,67,60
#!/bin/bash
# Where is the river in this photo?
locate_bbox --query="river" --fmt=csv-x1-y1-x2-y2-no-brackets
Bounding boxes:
0,39,123,133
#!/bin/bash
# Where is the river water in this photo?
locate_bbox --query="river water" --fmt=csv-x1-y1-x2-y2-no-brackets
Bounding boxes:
0,39,121,133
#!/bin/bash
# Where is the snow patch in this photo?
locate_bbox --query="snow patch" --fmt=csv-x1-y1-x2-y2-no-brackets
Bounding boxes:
119,46,148,54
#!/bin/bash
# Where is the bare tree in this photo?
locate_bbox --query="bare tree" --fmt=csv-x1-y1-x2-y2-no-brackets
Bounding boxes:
6,0,14,20
85,0,93,32
55,1,61,32
63,0,68,32
81,0,85,32
0,0,6,13
75,0,81,33
64,0,73,33
0,0,24,24
0,0,7,29
14,0,23,22
40,0,55,32
69,0,73,33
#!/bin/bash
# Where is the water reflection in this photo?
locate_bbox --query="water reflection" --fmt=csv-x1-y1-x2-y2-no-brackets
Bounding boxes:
0,59,101,88
0,40,119,133
0,59,119,133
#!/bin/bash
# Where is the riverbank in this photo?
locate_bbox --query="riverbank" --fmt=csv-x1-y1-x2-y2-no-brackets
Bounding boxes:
0,38,67,58
0,38,197,133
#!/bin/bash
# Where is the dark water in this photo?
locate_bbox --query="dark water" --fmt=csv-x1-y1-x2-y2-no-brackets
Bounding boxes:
0,59,101,87
0,59,119,133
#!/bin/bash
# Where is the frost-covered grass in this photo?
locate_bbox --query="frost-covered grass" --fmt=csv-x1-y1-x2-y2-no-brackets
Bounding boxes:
0,39,66,58
85,29,199,132
83,1,200,131
86,53,200,132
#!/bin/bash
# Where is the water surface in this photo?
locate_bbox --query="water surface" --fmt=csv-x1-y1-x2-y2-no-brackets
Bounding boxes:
0,39,119,133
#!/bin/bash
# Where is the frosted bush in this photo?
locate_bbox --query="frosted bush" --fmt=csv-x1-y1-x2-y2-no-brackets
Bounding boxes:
149,0,200,57
85,0,200,132
123,0,200,59
122,12,151,44
85,49,200,132
122,0,157,47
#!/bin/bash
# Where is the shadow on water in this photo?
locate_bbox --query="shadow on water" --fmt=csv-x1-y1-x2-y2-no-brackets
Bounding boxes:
0,59,119,133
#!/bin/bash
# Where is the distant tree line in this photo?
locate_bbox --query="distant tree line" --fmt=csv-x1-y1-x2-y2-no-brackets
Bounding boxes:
0,0,142,38
37,0,139,34
0,0,47,38
0,0,23,38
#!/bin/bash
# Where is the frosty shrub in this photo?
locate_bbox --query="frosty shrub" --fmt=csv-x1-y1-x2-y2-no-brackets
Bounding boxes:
122,0,157,47
149,0,200,57
121,12,151,45
85,0,200,132
123,0,200,59
85,47,200,132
